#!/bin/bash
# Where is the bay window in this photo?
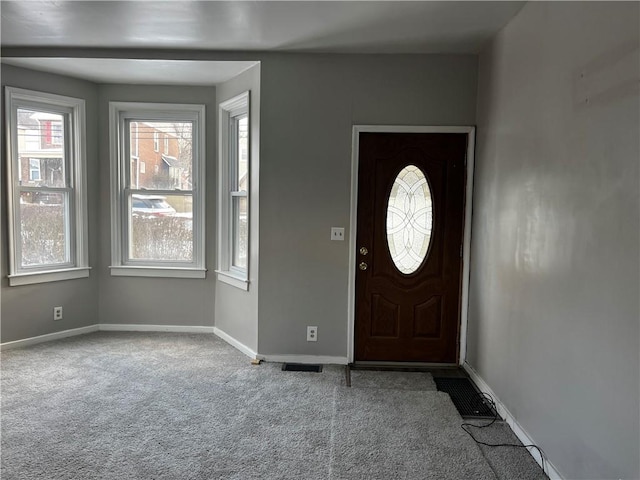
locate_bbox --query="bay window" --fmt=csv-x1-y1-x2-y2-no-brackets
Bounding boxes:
5,87,89,286
217,91,250,289
109,102,205,278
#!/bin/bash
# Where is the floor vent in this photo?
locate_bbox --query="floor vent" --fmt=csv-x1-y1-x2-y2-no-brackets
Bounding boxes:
282,363,323,373
434,377,495,418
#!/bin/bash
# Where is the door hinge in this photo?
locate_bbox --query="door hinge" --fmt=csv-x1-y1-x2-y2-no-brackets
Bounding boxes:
460,245,463,258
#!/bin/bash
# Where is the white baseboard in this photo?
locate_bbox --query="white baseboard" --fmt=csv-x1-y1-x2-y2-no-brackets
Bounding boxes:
258,354,348,365
1,325,347,368
213,327,257,359
98,324,214,334
463,362,564,480
0,324,99,351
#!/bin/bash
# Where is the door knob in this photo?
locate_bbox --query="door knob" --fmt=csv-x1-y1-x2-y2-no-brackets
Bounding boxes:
359,247,368,255
359,262,368,271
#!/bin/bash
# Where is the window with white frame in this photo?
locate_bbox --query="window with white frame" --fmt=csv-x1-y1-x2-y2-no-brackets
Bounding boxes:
109,102,205,278
5,87,89,286
29,158,41,181
153,131,159,152
164,135,169,154
217,91,250,289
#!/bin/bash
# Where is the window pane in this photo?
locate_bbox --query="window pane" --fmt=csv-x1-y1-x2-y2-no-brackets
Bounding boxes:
386,165,433,274
19,191,68,267
129,194,193,262
17,108,66,187
237,115,249,191
232,196,248,269
129,122,193,190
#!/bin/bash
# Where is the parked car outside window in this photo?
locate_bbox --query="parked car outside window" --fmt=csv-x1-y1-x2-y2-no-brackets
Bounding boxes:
132,194,176,218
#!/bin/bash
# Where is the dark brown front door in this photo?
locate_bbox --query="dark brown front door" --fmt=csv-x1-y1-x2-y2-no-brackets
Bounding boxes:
354,132,467,363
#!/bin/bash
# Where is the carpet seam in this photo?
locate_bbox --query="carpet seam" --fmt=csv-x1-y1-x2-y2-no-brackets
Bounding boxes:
475,440,502,480
327,386,338,480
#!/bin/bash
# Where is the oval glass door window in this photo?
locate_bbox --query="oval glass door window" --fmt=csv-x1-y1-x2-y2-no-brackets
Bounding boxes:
386,165,433,274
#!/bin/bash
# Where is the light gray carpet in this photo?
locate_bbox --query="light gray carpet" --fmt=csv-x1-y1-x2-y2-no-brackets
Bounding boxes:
331,388,496,479
1,332,545,479
464,420,548,480
347,370,437,391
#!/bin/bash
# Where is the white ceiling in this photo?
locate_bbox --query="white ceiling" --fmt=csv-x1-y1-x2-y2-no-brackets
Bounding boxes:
0,1,525,85
1,58,259,86
1,1,524,53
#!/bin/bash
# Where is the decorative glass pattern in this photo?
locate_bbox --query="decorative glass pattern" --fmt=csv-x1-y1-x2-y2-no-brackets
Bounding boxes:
386,165,433,274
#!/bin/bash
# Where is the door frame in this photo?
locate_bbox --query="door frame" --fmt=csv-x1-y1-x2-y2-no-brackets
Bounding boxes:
347,125,476,365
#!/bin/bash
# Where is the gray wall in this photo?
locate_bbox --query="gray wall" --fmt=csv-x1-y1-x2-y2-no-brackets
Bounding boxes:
1,65,100,342
258,54,478,356
215,64,261,351
2,54,478,355
468,2,639,479
97,84,217,327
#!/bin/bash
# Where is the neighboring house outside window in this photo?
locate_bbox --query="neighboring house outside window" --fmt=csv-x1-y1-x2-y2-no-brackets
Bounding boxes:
5,87,89,286
129,122,182,191
110,102,205,278
51,122,63,145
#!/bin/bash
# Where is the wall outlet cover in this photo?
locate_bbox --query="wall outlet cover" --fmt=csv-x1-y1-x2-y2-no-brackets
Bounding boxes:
331,227,345,241
307,326,318,342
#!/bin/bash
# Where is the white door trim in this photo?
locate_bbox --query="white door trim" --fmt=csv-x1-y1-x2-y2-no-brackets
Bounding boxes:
347,125,476,365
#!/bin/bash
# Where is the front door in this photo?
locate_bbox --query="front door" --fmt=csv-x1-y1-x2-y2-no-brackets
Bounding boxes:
354,132,467,363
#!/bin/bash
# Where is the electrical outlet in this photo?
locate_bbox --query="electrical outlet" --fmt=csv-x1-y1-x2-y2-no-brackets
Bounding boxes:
53,306,63,321
330,227,345,241
307,326,318,342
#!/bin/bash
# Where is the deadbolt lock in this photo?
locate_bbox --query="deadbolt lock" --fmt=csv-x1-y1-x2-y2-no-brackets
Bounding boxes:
359,262,368,271
359,247,368,255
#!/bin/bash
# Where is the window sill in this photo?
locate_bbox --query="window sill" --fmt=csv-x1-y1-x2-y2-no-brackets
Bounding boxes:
8,267,91,286
110,266,207,279
215,270,249,291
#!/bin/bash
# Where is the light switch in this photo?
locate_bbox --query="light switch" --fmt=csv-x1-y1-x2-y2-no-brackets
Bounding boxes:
331,227,345,241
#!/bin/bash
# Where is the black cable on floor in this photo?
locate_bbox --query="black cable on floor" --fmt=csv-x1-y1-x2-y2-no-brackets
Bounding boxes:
460,392,547,476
